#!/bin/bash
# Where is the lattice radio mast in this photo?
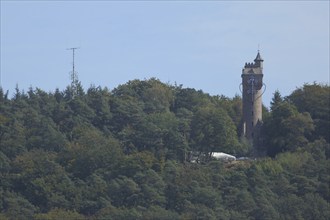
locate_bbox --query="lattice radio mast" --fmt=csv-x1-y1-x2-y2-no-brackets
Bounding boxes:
67,47,80,97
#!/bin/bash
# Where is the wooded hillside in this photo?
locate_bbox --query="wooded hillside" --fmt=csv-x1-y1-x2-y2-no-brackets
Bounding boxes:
0,79,329,219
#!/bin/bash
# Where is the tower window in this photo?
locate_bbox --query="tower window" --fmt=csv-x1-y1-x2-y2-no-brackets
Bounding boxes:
252,111,254,116
252,122,254,127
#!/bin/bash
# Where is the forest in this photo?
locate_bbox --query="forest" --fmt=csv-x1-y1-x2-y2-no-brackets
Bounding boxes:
0,78,329,219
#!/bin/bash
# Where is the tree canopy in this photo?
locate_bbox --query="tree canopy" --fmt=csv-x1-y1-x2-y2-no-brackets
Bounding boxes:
0,80,329,219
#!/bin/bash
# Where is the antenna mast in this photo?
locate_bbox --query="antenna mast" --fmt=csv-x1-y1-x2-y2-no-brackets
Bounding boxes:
67,47,80,97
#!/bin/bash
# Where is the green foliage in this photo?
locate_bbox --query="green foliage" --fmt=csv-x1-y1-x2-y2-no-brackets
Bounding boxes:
1,191,37,220
0,80,328,219
191,106,241,155
263,93,315,156
61,125,122,179
288,83,330,142
86,86,112,130
34,208,86,220
10,150,76,212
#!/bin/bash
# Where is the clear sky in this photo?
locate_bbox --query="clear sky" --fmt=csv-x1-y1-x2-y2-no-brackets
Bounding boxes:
1,1,329,107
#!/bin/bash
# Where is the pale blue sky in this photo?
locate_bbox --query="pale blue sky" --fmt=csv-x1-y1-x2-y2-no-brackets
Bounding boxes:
1,1,329,107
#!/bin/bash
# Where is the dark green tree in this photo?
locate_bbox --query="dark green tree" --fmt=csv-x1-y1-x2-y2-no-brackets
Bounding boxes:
263,93,315,156
190,106,240,156
288,83,330,142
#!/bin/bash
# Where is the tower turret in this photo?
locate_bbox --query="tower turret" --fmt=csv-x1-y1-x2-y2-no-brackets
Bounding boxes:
241,51,265,145
254,51,264,68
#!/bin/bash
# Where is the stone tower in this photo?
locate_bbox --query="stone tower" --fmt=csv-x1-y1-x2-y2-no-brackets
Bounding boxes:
241,51,264,143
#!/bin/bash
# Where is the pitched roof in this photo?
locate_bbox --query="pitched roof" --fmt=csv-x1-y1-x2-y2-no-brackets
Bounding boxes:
254,51,263,62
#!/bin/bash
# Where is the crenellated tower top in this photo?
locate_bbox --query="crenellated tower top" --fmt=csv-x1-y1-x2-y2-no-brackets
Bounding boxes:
242,51,264,75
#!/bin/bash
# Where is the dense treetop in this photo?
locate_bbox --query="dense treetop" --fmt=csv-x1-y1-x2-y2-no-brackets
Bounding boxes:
0,79,329,219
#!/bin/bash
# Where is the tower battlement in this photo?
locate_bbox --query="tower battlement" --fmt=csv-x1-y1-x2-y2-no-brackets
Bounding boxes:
244,62,259,68
242,51,264,75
